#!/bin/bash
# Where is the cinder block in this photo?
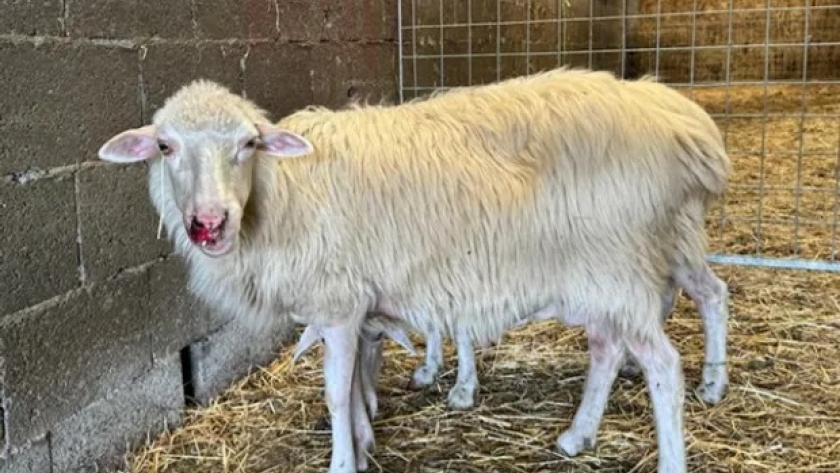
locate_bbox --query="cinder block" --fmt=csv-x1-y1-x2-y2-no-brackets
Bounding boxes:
0,42,140,174
316,0,361,42
194,0,244,39
77,163,169,283
65,0,194,39
142,43,246,119
244,0,397,42
188,314,292,405
147,257,231,361
277,0,333,42
0,0,63,36
319,0,398,42
378,0,399,41
0,273,152,448
242,0,273,39
311,43,398,109
0,176,79,316
50,352,184,473
0,439,51,473
242,0,324,41
243,44,314,119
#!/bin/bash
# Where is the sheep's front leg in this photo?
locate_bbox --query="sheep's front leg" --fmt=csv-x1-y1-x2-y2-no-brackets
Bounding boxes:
447,326,478,410
557,322,623,456
321,323,359,473
620,282,679,379
409,327,443,389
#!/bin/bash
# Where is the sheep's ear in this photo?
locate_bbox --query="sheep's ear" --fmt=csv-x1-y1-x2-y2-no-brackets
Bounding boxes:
385,328,417,356
383,324,417,356
98,125,159,163
256,124,314,158
292,325,322,363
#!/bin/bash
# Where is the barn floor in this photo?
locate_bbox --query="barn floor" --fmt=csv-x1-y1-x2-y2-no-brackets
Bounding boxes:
115,85,840,473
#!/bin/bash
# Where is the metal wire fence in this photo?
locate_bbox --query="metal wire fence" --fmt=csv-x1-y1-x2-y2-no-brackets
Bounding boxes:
397,0,840,271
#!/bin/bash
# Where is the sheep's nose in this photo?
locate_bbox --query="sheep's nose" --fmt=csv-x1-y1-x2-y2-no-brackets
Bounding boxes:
192,212,226,231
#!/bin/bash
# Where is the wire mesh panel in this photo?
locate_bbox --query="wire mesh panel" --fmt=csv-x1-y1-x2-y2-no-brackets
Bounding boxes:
397,0,840,271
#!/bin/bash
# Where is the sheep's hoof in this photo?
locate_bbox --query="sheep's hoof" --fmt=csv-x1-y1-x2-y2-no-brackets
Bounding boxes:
696,365,728,405
556,429,596,457
618,360,644,379
446,382,476,410
355,454,368,472
353,425,375,471
362,389,378,420
695,381,728,405
326,461,357,473
408,365,438,390
355,448,372,472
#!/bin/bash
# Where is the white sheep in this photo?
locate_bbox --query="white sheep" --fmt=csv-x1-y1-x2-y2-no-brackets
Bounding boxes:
97,67,731,473
292,93,714,415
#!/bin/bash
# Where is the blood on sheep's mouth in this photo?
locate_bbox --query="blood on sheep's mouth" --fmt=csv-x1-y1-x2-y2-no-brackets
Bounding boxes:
187,219,226,249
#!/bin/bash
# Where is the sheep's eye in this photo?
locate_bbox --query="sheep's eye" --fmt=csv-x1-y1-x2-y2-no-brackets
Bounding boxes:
244,138,258,148
158,142,171,155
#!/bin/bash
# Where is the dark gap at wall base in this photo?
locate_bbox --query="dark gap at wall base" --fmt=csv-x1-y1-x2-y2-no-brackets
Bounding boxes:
0,403,6,458
179,345,196,408
46,432,54,473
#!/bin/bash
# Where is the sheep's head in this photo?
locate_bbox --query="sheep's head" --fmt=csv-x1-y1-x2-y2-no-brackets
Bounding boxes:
97,80,313,257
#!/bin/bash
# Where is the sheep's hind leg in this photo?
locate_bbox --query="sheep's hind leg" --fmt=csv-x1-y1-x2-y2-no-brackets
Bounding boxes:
350,352,375,471
619,280,680,379
357,333,384,420
447,326,479,410
675,262,729,404
624,325,687,473
556,321,624,456
409,327,444,389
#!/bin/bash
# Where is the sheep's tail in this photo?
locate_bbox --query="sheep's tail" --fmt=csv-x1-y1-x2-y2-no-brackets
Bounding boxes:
634,73,731,202
674,124,732,201
670,125,730,271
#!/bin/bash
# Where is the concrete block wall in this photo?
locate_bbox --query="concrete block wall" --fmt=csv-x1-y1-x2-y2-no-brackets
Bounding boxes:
0,1,398,472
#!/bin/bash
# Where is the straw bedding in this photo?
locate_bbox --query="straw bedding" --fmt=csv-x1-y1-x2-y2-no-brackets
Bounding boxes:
112,79,840,473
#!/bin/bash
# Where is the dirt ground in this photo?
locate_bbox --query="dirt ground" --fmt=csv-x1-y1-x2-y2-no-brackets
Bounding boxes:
114,85,840,473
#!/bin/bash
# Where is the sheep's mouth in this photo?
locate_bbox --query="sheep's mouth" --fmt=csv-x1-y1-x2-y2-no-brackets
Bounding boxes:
187,218,231,255
197,238,233,257
188,223,224,246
